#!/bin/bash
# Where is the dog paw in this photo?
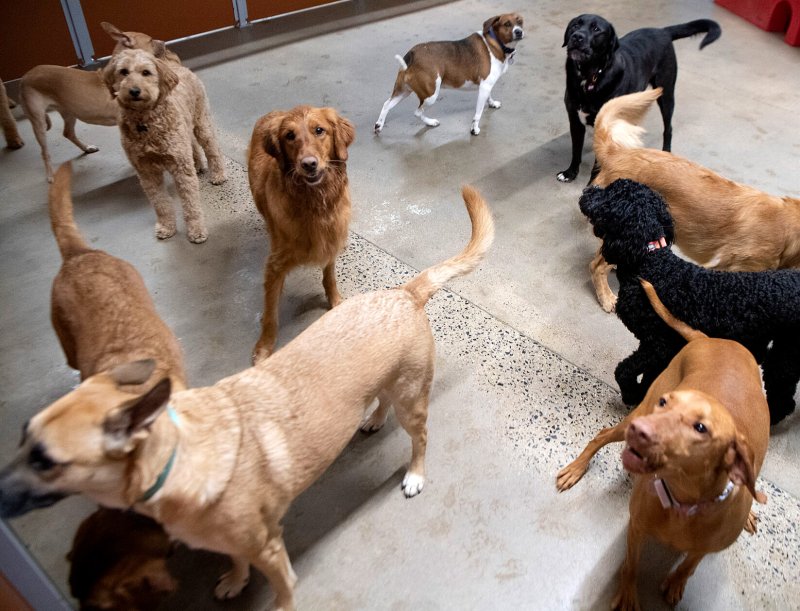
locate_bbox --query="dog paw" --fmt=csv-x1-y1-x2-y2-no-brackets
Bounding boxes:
187,228,208,244
214,570,249,600
488,100,502,109
610,584,641,611
660,572,688,606
360,410,387,433
556,170,577,183
556,462,587,492
374,122,383,134
6,137,24,149
402,472,425,497
210,173,227,186
252,342,272,365
599,294,617,313
745,509,758,534
470,124,480,136
84,145,99,154
155,223,177,240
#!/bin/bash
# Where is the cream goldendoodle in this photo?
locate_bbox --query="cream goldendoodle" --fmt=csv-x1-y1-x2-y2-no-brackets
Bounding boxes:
105,49,226,243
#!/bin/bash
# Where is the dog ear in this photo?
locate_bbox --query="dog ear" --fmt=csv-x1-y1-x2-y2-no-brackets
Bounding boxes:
102,56,120,97
102,377,172,454
608,23,620,53
101,22,132,48
562,17,577,47
323,108,355,161
108,359,156,386
483,16,500,35
578,185,606,219
259,111,286,168
155,59,179,103
726,433,767,504
150,40,168,59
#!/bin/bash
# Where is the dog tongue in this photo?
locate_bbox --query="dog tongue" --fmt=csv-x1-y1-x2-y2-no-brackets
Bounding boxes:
621,447,648,473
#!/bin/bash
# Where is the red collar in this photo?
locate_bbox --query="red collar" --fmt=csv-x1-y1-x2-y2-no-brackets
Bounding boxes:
647,236,668,252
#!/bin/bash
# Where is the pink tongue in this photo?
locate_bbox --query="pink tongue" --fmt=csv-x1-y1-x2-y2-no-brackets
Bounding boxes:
621,447,647,473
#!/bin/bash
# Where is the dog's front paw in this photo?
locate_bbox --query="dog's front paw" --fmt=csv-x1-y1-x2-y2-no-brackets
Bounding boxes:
374,121,384,134
360,408,387,433
611,582,641,611
155,223,177,240
187,225,208,244
488,99,502,109
84,145,99,154
402,472,425,497
214,569,249,600
6,136,24,149
210,173,227,186
660,571,688,606
599,292,617,313
556,460,588,492
556,168,578,183
745,509,758,534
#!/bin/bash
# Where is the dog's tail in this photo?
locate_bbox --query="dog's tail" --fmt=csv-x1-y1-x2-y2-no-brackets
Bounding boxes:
664,19,721,49
640,279,706,342
403,186,494,306
49,162,92,259
395,54,409,71
593,88,662,163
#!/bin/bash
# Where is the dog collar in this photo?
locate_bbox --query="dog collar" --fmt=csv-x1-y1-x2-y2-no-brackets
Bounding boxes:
647,236,668,252
653,477,735,517
488,28,516,58
138,405,180,503
581,68,603,92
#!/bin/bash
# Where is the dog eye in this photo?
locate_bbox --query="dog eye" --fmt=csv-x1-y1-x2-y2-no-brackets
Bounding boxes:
314,127,325,136
592,26,600,32
142,69,152,76
693,422,708,434
285,131,295,141
658,397,667,408
120,68,129,76
504,21,511,27
28,443,57,472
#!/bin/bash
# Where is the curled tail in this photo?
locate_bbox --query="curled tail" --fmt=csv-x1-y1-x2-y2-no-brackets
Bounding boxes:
403,186,495,306
395,54,409,71
49,162,91,259
593,88,662,164
640,279,706,342
664,19,721,49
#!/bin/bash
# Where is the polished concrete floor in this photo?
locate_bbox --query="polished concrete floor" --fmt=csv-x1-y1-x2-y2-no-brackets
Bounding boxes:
1,0,799,608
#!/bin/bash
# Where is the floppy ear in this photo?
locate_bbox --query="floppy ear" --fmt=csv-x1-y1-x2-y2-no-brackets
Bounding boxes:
151,40,168,59
578,185,606,219
609,24,620,53
102,56,120,97
726,433,767,504
562,17,577,47
259,111,286,168
155,59,179,103
101,22,132,47
107,359,156,386
323,108,355,161
483,16,500,35
103,377,172,455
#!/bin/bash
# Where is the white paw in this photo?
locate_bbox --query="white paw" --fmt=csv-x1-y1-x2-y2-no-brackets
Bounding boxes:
470,124,480,136
556,172,571,183
488,100,501,109
424,119,440,127
84,145,99,154
374,122,383,134
360,412,385,433
155,223,177,239
402,472,425,497
214,571,249,599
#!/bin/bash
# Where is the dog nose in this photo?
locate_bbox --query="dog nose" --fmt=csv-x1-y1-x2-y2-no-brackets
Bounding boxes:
513,27,524,39
129,87,141,98
628,420,653,444
301,157,318,173
570,32,585,44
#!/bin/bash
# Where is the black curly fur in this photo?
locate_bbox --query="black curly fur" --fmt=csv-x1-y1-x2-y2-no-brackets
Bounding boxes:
580,179,800,424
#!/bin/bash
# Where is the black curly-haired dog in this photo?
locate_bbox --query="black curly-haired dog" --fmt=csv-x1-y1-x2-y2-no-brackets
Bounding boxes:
579,179,800,424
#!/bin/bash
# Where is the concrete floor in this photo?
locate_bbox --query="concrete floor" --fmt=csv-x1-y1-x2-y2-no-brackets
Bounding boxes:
1,0,799,608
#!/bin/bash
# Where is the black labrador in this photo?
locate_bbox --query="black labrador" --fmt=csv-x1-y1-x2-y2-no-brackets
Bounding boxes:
557,14,721,183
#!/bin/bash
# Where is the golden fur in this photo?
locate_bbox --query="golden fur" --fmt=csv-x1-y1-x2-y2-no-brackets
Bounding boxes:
0,186,494,611
590,88,800,312
48,163,186,391
557,281,769,608
104,49,226,243
247,105,355,361
19,22,179,182
0,78,23,149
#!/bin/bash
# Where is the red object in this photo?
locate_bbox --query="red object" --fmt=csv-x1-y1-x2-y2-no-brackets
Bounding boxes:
715,0,800,46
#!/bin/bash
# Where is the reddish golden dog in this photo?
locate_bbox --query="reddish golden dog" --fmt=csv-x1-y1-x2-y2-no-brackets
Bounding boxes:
589,88,800,312
247,105,355,362
557,280,769,610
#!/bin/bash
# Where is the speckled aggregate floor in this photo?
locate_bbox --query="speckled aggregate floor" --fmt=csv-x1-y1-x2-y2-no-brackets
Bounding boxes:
1,0,799,609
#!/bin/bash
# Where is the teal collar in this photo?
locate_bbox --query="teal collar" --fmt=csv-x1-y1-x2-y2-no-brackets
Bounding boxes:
138,405,180,503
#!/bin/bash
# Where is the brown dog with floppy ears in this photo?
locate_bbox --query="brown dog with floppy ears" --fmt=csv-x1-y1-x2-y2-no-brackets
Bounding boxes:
0,186,494,611
557,280,769,609
374,13,524,136
248,105,355,362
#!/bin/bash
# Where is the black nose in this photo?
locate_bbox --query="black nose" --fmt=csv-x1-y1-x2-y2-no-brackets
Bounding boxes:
570,32,585,44
129,87,141,98
301,158,318,173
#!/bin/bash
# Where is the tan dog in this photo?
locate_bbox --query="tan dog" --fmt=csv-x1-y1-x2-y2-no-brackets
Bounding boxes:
19,23,178,182
0,185,494,611
68,508,176,610
105,49,226,243
0,78,24,149
557,280,769,609
589,88,800,312
48,162,186,390
248,105,355,362
374,13,524,135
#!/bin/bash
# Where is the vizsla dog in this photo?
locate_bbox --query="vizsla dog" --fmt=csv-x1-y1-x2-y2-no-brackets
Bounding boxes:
0,78,24,149
589,88,800,312
557,280,769,610
248,105,355,362
20,22,179,182
0,186,494,611
374,13,524,135
48,162,186,390
105,49,226,243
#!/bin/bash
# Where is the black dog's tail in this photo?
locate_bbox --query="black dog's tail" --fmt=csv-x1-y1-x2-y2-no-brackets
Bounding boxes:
664,19,721,49
640,279,707,342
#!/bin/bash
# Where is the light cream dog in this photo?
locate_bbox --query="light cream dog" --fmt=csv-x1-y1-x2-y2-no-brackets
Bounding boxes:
104,49,226,243
0,186,494,610
0,77,24,149
20,22,179,182
557,280,769,609
589,88,800,312
374,13,524,135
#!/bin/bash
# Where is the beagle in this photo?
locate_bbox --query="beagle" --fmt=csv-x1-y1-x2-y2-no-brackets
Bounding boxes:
374,13,524,136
